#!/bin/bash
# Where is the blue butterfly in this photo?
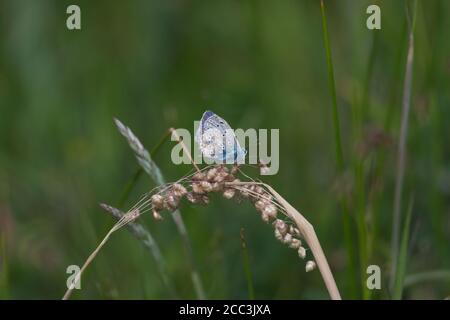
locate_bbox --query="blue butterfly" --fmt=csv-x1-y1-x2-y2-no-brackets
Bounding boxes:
195,110,246,163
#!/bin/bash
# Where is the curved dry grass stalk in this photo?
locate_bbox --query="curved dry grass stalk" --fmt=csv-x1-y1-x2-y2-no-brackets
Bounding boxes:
170,127,200,172
100,203,177,297
62,209,142,300
227,181,341,300
62,164,341,300
263,185,341,299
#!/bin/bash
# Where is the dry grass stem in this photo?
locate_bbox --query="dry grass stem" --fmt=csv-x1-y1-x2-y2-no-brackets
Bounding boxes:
64,134,341,300
229,181,342,300
170,127,200,172
62,208,142,300
99,203,177,297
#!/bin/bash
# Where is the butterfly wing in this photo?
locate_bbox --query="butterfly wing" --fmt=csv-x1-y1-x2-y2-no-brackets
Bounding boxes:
196,110,246,163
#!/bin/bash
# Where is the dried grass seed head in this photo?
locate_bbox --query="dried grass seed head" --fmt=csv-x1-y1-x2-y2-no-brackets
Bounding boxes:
298,246,306,259
192,182,204,194
206,168,218,181
305,260,316,272
199,194,210,205
259,161,270,175
274,219,288,236
223,188,236,199
283,233,293,244
261,212,270,223
192,171,206,181
255,200,265,212
211,182,223,192
172,183,187,197
151,194,164,210
200,181,213,192
186,192,197,203
289,225,301,237
186,192,209,205
254,186,264,194
230,164,239,175
263,204,277,219
152,209,163,221
289,238,302,249
164,194,179,211
274,228,283,242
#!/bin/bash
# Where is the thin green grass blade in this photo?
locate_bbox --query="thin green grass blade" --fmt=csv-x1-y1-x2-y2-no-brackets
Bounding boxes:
350,89,370,299
240,228,255,300
355,160,369,299
361,31,378,123
320,0,357,298
0,236,9,299
320,0,344,169
391,0,418,289
393,196,414,299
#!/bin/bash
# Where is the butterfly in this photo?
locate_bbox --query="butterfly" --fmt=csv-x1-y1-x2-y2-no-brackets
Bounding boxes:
195,110,246,164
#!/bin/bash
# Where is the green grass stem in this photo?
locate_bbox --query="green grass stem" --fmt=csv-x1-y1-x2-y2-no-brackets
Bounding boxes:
320,0,357,298
240,228,255,300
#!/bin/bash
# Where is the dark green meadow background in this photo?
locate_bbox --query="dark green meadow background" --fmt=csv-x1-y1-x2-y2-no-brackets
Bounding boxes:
0,0,449,299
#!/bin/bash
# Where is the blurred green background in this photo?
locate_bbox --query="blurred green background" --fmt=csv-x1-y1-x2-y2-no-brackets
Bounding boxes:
0,0,449,299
